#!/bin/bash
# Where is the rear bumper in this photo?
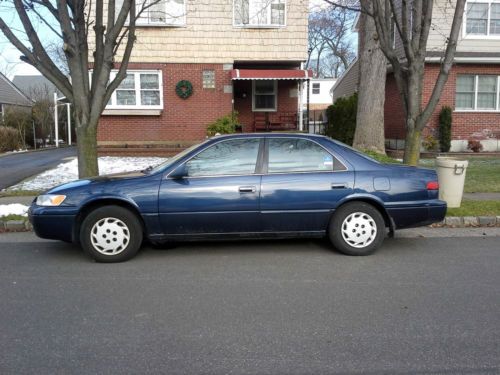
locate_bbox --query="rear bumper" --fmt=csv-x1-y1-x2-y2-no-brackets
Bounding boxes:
29,205,77,242
386,200,447,229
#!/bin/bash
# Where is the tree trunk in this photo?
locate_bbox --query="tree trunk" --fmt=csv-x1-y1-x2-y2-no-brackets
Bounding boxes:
75,115,99,178
353,0,387,154
403,122,421,165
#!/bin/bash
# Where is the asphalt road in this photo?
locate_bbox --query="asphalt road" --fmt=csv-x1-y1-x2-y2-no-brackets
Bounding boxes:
0,233,499,374
0,147,76,190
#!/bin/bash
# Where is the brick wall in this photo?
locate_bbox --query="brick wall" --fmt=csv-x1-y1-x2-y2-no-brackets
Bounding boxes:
98,63,233,144
385,63,500,142
423,63,500,140
98,64,301,144
384,73,406,140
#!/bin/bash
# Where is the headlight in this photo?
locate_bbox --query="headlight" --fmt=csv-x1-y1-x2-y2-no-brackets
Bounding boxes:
36,194,67,206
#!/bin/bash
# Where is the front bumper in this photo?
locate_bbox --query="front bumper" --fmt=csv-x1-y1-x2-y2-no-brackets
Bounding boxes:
29,205,78,242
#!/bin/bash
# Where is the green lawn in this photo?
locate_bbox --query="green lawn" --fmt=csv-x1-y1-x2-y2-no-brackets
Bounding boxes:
446,200,500,217
365,152,500,194
419,158,500,193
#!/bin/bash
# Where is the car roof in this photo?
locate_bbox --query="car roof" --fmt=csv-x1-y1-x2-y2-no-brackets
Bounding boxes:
211,132,329,140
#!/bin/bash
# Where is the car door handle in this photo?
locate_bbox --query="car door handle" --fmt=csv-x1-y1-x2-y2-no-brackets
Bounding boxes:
239,186,256,193
331,183,348,189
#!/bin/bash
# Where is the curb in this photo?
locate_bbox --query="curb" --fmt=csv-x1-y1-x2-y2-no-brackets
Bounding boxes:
1,216,499,234
0,145,75,159
432,216,500,228
0,218,32,232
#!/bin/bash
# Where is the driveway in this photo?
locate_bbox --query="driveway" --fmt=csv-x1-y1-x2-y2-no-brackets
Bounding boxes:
0,147,76,190
0,232,499,374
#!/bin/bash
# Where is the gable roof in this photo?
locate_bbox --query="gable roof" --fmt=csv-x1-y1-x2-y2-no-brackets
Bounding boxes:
0,72,32,107
12,75,60,100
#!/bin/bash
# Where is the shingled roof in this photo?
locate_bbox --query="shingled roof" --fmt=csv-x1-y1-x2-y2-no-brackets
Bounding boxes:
12,75,60,100
0,72,32,107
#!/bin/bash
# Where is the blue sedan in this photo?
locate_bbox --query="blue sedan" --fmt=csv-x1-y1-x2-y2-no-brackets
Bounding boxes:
29,133,446,262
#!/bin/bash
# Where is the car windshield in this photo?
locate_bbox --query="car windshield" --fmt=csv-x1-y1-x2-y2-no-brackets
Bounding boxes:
145,141,206,174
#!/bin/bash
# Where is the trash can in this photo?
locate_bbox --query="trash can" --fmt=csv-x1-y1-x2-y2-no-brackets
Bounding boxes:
435,157,468,208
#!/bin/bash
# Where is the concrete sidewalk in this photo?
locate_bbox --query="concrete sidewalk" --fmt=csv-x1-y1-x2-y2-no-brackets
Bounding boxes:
463,192,500,201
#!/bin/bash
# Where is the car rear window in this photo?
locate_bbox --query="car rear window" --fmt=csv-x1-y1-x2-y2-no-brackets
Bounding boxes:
268,138,346,173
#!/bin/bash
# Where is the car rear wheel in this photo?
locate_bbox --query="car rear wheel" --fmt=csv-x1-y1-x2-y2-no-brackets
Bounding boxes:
329,202,385,256
80,205,143,262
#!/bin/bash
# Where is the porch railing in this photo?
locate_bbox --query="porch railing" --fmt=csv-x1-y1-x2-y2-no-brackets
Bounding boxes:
253,112,298,132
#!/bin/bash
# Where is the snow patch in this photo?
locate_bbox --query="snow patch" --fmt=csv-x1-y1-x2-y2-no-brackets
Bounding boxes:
0,204,29,218
9,156,167,192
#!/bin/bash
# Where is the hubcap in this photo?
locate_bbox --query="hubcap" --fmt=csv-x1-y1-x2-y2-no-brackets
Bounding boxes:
341,212,377,248
90,217,130,255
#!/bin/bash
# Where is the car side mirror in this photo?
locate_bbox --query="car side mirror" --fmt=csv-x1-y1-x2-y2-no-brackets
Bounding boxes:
169,164,188,179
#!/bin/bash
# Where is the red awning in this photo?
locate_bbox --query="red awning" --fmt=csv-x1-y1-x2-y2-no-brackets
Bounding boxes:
231,69,313,80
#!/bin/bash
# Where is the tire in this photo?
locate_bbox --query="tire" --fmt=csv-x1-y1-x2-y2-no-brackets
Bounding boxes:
80,205,143,263
329,202,385,256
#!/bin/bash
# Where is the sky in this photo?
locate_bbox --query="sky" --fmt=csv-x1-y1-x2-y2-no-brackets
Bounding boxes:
0,2,55,78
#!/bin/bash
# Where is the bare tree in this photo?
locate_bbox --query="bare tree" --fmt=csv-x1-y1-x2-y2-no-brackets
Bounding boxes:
3,106,32,149
0,0,162,177
308,3,356,77
30,84,56,145
327,0,466,164
352,0,387,154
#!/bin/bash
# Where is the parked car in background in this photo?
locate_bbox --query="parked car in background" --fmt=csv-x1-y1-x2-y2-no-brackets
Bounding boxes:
29,134,446,262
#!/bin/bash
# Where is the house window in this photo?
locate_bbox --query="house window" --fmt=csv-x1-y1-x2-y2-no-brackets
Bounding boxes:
312,83,320,95
202,70,215,89
465,1,500,36
253,80,277,111
234,0,286,27
117,0,186,26
456,74,499,111
107,71,163,109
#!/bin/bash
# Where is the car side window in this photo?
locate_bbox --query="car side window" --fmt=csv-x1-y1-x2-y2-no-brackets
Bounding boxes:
185,138,260,177
268,138,345,173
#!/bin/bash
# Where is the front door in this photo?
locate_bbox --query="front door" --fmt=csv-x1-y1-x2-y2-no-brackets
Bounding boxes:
158,138,263,236
260,137,354,233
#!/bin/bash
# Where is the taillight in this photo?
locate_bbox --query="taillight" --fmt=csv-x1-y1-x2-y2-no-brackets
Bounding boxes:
426,181,439,190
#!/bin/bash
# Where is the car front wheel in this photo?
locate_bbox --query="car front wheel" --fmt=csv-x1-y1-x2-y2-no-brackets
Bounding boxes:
80,205,143,263
329,202,385,256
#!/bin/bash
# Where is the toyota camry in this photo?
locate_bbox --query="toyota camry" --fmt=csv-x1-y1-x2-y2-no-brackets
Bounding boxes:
29,133,446,262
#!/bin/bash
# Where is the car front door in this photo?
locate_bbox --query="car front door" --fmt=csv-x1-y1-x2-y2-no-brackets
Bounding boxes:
260,137,355,233
158,138,263,236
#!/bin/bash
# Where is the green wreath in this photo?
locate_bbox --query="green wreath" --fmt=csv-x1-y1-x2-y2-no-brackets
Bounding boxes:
175,80,193,99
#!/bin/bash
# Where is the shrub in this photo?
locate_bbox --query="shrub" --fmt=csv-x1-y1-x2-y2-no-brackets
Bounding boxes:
422,134,438,151
207,112,239,137
467,139,483,153
438,106,452,152
0,126,20,152
325,93,357,145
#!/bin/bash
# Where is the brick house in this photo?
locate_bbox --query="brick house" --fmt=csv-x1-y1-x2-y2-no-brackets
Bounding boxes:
332,0,500,152
95,0,309,151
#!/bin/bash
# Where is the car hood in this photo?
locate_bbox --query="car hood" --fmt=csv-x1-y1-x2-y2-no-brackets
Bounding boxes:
89,170,145,182
47,170,145,194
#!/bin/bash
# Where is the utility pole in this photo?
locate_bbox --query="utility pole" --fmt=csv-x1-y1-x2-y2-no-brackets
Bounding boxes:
54,92,59,148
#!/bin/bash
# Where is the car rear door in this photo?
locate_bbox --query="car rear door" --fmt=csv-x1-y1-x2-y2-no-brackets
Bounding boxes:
158,138,263,236
260,137,355,233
